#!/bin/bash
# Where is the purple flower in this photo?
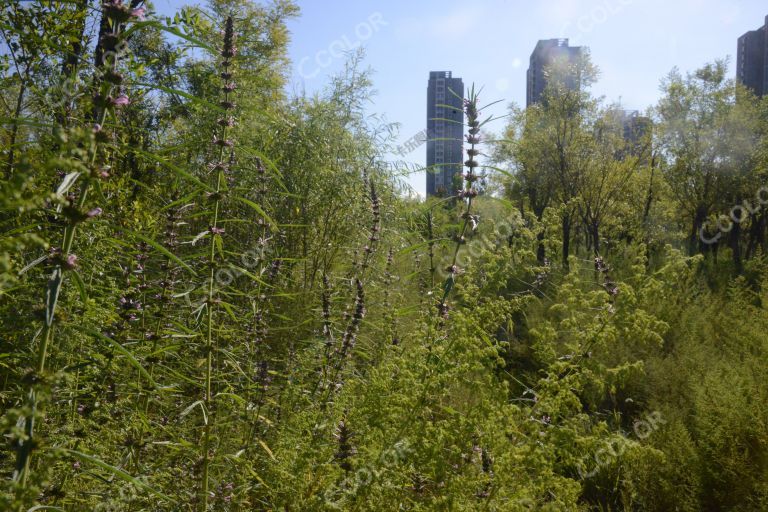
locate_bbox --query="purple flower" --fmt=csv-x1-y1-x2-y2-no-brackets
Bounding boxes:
210,226,225,235
111,94,130,107
87,207,103,218
102,0,137,23
437,301,450,318
213,137,233,147
131,6,146,20
64,254,78,270
209,162,228,172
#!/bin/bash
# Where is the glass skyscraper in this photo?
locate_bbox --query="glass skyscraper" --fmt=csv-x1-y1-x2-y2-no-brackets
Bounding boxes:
526,39,583,107
737,15,768,97
426,71,464,197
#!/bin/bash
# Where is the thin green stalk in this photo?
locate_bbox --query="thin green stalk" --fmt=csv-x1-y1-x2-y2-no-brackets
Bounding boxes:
200,15,235,510
436,86,481,319
245,186,270,449
14,15,122,491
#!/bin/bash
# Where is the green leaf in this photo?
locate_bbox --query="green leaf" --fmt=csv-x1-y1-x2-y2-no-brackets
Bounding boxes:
18,255,47,275
191,230,209,246
236,197,276,228
160,188,205,211
58,448,171,501
180,400,208,425
123,20,216,52
133,82,225,112
258,439,277,461
442,276,454,298
483,165,518,180
0,116,55,130
56,172,81,196
214,233,224,257
237,147,288,193
397,238,449,255
120,229,197,276
220,301,238,322
228,265,270,287
70,270,88,304
133,149,211,190
80,328,157,388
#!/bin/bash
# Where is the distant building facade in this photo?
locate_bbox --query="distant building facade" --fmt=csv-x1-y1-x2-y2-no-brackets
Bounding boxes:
426,71,464,197
737,15,768,97
526,38,583,106
618,110,652,159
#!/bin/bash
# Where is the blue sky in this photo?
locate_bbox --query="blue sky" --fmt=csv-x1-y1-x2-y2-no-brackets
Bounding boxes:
155,0,768,196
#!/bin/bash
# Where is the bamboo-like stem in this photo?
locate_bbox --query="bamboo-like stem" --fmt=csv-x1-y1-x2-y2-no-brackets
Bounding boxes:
437,87,481,320
427,212,436,288
13,10,125,497
318,179,378,404
244,157,270,449
200,14,235,511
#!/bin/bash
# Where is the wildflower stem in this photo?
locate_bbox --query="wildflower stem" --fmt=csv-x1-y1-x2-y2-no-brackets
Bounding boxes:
14,14,122,494
200,14,235,510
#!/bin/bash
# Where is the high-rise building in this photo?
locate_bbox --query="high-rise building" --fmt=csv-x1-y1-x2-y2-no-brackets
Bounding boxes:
426,71,464,197
737,15,768,97
618,110,652,159
526,38,583,106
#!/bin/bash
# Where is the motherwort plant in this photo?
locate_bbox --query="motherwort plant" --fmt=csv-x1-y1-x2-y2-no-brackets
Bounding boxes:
12,0,142,499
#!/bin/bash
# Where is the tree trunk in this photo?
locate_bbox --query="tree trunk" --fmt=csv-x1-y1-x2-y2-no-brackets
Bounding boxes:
562,211,571,271
533,205,546,264
5,64,30,178
591,220,600,256
746,211,766,259
536,230,546,263
55,0,88,129
642,156,656,224
689,205,707,256
5,76,27,177
729,220,742,274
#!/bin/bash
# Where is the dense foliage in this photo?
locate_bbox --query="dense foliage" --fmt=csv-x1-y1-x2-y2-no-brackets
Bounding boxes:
1,1,767,510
